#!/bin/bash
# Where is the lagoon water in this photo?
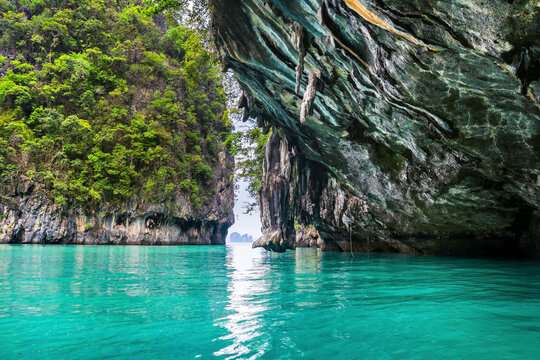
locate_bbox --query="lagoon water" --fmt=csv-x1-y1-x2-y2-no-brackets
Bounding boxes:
1,243,539,359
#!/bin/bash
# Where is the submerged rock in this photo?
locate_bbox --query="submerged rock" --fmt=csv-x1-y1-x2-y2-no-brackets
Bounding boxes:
212,0,539,255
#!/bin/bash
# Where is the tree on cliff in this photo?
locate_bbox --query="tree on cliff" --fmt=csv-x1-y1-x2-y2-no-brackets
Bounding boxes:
0,0,232,210
139,0,269,214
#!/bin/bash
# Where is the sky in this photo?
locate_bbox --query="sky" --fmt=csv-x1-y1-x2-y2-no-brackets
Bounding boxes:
227,179,263,240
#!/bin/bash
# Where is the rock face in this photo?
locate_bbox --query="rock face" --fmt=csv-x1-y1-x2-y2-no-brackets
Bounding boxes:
0,154,234,245
212,0,540,255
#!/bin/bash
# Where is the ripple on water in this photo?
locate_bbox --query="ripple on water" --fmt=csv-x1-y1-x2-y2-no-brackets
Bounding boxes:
0,244,539,359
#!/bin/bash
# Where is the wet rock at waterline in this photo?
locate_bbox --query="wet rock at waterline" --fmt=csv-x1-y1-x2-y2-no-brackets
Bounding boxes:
0,171,234,245
211,0,540,255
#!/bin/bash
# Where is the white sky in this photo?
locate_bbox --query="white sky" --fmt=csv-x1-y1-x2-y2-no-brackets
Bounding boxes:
227,179,262,240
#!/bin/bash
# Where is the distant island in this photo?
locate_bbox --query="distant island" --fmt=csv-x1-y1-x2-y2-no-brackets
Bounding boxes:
229,232,254,243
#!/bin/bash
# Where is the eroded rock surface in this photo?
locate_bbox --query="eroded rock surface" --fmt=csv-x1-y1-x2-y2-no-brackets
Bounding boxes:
212,0,540,255
0,154,234,245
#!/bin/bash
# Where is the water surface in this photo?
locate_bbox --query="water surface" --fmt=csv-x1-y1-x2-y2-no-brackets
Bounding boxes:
1,244,539,359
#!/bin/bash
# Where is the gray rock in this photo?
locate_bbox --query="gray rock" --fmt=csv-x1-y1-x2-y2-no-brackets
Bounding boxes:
211,0,539,256
0,151,234,245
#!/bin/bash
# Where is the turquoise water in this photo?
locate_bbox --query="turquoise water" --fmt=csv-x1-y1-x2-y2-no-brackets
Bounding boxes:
0,244,539,359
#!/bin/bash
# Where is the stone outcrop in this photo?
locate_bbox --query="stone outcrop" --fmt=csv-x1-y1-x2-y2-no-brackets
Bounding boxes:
212,0,539,255
0,152,234,245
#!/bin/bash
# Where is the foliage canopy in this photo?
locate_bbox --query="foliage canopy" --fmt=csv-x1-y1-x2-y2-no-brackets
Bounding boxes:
0,0,231,210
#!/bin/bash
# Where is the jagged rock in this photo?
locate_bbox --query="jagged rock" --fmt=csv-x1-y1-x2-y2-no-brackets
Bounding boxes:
212,0,540,256
295,224,322,248
253,230,284,252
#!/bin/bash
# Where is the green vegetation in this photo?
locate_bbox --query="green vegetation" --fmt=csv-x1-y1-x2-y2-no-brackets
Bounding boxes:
0,0,231,209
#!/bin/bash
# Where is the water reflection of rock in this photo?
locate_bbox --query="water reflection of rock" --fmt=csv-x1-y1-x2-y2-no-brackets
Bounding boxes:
214,243,271,359
294,248,323,307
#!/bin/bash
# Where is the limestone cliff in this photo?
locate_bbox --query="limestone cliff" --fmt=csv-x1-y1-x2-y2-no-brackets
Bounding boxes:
0,1,235,245
0,154,234,245
211,0,539,255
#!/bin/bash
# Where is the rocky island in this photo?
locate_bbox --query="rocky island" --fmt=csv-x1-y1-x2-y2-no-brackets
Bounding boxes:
0,1,234,245
0,0,538,255
1,2,540,359
211,0,539,256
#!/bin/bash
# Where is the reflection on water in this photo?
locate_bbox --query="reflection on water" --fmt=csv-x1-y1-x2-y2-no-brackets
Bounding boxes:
0,244,539,359
214,244,271,359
